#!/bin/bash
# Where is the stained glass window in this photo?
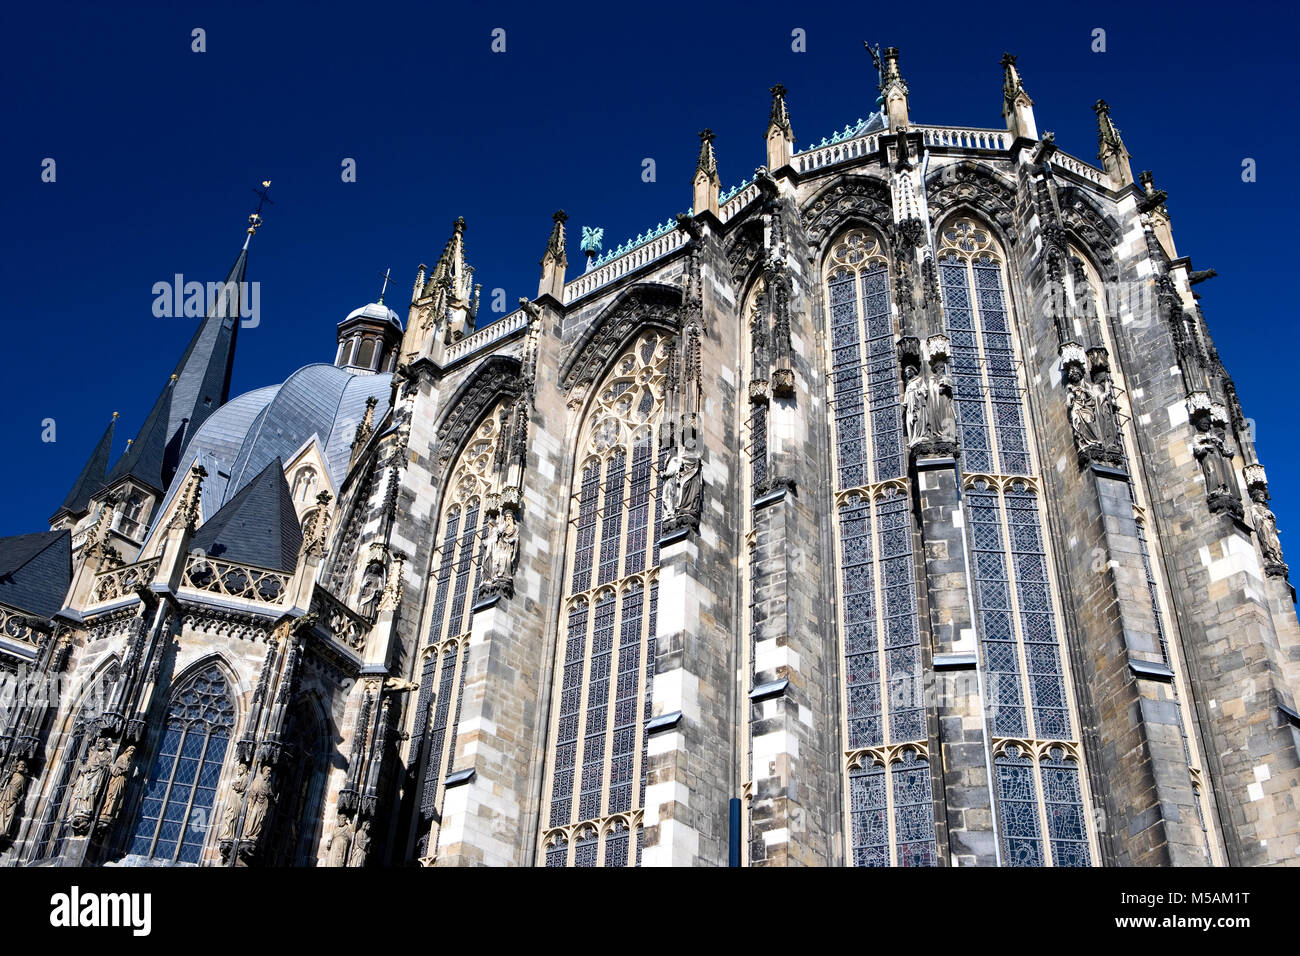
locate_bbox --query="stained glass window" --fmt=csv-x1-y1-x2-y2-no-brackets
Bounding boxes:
30,661,120,861
543,330,670,865
127,662,235,864
1042,746,1089,867
996,744,1044,867
822,230,935,868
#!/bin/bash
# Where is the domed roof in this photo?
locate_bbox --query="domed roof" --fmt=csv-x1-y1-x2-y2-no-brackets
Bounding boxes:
142,364,392,546
342,301,402,329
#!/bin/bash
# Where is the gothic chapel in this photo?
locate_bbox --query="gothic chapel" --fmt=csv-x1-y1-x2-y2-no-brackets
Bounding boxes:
1,50,1298,868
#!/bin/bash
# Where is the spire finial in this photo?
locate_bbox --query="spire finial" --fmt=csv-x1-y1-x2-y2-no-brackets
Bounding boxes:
1093,100,1133,187
112,411,120,420
765,84,796,170
538,211,569,300
1000,52,1037,141
245,180,273,247
696,129,717,176
377,268,392,305
871,45,909,129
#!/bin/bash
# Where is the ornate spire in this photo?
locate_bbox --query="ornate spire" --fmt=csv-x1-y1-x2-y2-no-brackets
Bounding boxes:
538,210,568,301
877,45,910,128
765,84,796,170
1138,170,1177,259
692,129,721,217
1000,53,1038,141
1093,100,1134,187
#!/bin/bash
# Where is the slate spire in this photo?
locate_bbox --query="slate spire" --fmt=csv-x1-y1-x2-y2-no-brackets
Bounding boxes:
107,189,268,494
50,412,117,525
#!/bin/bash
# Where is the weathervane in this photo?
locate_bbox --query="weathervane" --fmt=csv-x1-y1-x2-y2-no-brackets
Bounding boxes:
863,42,885,107
247,180,273,239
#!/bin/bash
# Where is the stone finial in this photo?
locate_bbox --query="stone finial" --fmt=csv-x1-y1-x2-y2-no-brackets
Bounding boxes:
692,130,721,217
879,46,910,129
1093,99,1134,187
766,84,795,170
1000,52,1038,141
538,210,568,300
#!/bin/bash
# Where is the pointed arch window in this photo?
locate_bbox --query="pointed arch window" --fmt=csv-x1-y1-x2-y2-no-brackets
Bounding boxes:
937,220,1030,476
542,329,670,866
264,700,328,866
127,663,235,864
821,228,936,867
407,400,507,856
29,660,121,861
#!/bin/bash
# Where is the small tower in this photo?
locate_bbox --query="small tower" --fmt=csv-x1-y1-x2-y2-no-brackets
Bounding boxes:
1094,99,1134,188
692,129,721,218
538,211,569,301
1000,53,1038,141
336,285,403,374
879,46,910,129
402,218,481,362
765,84,795,170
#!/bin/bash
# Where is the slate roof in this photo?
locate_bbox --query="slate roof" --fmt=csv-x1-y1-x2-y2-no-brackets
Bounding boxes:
107,247,246,493
141,365,390,551
0,530,72,618
190,458,302,573
51,415,116,522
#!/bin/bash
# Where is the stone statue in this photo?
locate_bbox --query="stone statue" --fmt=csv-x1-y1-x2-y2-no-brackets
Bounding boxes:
1249,489,1285,567
241,765,274,842
230,761,249,794
97,745,135,822
660,455,682,514
0,760,29,837
675,455,703,518
489,511,520,580
1066,366,1105,450
1092,371,1121,448
357,564,384,618
902,365,928,446
218,798,239,842
326,813,354,867
927,362,956,443
1192,417,1233,497
348,819,371,867
69,737,112,829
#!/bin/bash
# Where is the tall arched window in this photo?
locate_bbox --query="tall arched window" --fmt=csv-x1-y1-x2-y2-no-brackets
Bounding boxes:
29,660,121,861
542,329,669,866
408,402,504,855
822,229,936,866
264,700,328,866
126,662,235,864
937,216,1094,866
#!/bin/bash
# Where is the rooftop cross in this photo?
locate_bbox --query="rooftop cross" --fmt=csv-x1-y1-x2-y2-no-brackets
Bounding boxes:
377,268,393,304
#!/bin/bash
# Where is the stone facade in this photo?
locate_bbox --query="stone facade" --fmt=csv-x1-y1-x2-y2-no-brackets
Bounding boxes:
1,51,1297,868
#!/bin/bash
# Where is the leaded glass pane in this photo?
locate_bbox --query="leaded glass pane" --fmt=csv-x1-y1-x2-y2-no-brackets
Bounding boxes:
996,746,1044,867
892,749,938,866
128,663,234,863
848,761,889,867
1042,747,1090,867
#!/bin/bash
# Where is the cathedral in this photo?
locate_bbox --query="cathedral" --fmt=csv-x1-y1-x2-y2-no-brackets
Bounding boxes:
1,48,1298,869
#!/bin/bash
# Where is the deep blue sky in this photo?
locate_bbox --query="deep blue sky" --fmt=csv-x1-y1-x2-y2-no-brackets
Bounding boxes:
2,1,1296,557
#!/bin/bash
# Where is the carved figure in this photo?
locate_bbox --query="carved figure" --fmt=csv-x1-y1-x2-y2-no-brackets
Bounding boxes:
1250,489,1285,567
489,511,520,580
241,765,274,842
98,745,135,822
903,365,929,446
0,761,29,836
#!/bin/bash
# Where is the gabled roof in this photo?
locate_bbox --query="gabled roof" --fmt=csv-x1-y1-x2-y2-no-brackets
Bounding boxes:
107,247,247,493
190,458,302,573
0,530,72,618
51,415,116,522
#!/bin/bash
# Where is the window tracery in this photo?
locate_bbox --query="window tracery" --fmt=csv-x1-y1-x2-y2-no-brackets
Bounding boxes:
126,662,235,864
823,227,935,867
542,329,670,866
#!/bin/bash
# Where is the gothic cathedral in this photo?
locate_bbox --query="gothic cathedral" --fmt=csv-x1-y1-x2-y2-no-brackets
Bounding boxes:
2,50,1297,868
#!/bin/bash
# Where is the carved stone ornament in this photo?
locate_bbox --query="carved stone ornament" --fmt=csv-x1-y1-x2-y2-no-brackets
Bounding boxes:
68,736,113,834
478,510,521,601
1191,412,1242,518
661,450,704,533
0,760,30,840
